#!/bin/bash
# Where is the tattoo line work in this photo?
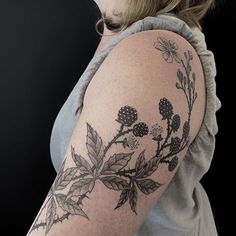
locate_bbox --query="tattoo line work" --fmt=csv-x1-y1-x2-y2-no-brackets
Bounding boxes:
28,37,197,234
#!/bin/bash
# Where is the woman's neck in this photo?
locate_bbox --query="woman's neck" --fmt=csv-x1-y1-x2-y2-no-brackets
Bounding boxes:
93,0,122,56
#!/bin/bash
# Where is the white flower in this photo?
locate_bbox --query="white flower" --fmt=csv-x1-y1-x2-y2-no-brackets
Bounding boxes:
150,123,164,141
154,37,181,64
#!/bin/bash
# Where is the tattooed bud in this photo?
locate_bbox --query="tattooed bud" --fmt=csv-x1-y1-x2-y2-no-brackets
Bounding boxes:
116,106,138,127
123,135,139,150
133,122,149,137
183,121,190,139
168,156,179,172
159,98,173,120
188,50,193,60
150,123,163,141
170,137,181,153
171,114,181,132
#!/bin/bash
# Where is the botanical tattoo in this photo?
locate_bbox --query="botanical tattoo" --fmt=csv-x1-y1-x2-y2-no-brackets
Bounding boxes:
28,37,197,235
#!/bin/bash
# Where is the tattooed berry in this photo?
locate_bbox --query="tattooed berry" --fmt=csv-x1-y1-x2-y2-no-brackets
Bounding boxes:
133,122,149,137
116,106,138,127
171,114,181,132
159,98,173,120
168,156,179,172
170,137,181,153
183,121,190,139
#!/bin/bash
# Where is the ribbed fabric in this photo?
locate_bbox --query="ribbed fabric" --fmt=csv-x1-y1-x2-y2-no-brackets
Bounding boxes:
49,13,221,236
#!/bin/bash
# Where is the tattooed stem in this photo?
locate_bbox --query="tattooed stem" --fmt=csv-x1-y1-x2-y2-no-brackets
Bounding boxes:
157,118,173,155
29,213,71,233
104,127,133,156
28,196,52,234
116,168,136,177
114,141,125,144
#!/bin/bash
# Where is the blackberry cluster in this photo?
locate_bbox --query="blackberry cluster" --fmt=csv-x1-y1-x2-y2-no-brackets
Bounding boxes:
170,137,181,153
116,106,138,127
183,121,190,139
168,156,179,172
159,98,173,120
133,122,149,137
171,114,181,132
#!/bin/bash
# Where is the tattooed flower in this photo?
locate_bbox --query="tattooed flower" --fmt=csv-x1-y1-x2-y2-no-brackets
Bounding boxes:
150,123,163,141
168,156,179,172
159,98,173,120
171,114,181,132
183,121,190,139
116,106,138,127
125,135,139,150
170,137,181,153
133,122,149,137
154,37,181,63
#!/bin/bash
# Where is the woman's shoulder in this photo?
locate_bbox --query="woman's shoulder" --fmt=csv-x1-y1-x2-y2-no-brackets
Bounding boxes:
84,29,206,144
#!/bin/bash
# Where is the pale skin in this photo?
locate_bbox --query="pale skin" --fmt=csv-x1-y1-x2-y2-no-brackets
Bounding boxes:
26,1,206,236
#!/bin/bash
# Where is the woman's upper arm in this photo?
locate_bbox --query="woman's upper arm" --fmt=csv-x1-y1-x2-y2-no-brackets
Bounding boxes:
27,30,206,236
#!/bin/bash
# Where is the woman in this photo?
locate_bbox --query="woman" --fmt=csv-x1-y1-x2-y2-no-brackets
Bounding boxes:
27,0,221,235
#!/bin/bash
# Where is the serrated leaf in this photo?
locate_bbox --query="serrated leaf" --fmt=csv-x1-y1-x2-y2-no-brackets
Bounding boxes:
135,156,161,178
136,179,162,195
68,178,95,197
71,146,92,175
135,150,146,173
86,123,104,170
55,167,78,190
45,197,56,234
56,194,89,219
101,152,134,174
129,184,138,214
101,176,129,191
114,188,130,209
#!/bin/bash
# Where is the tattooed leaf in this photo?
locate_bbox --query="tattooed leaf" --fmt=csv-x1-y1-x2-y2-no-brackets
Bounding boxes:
114,188,130,209
183,76,187,87
86,123,104,170
71,146,92,175
55,167,77,190
135,150,146,173
136,179,162,195
129,184,138,214
46,197,56,234
68,178,95,197
188,50,193,60
101,176,129,191
56,194,89,219
177,69,184,83
176,82,181,89
101,152,134,174
135,156,161,178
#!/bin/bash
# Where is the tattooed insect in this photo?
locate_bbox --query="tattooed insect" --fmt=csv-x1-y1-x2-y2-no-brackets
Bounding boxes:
28,37,197,234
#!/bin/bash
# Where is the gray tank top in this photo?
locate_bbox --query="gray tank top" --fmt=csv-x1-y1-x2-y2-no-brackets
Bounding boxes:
49,13,221,236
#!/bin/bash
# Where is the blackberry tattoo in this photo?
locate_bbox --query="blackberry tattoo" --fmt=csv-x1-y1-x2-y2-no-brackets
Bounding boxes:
28,37,197,235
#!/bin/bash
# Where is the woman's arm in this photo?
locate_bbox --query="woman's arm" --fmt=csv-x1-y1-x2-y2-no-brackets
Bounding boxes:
27,29,206,236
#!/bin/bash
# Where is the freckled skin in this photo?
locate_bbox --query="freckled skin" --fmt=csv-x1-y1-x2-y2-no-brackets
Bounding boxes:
27,37,198,235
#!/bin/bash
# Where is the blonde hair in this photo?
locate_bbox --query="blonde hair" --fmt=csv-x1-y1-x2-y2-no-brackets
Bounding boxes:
95,0,214,36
